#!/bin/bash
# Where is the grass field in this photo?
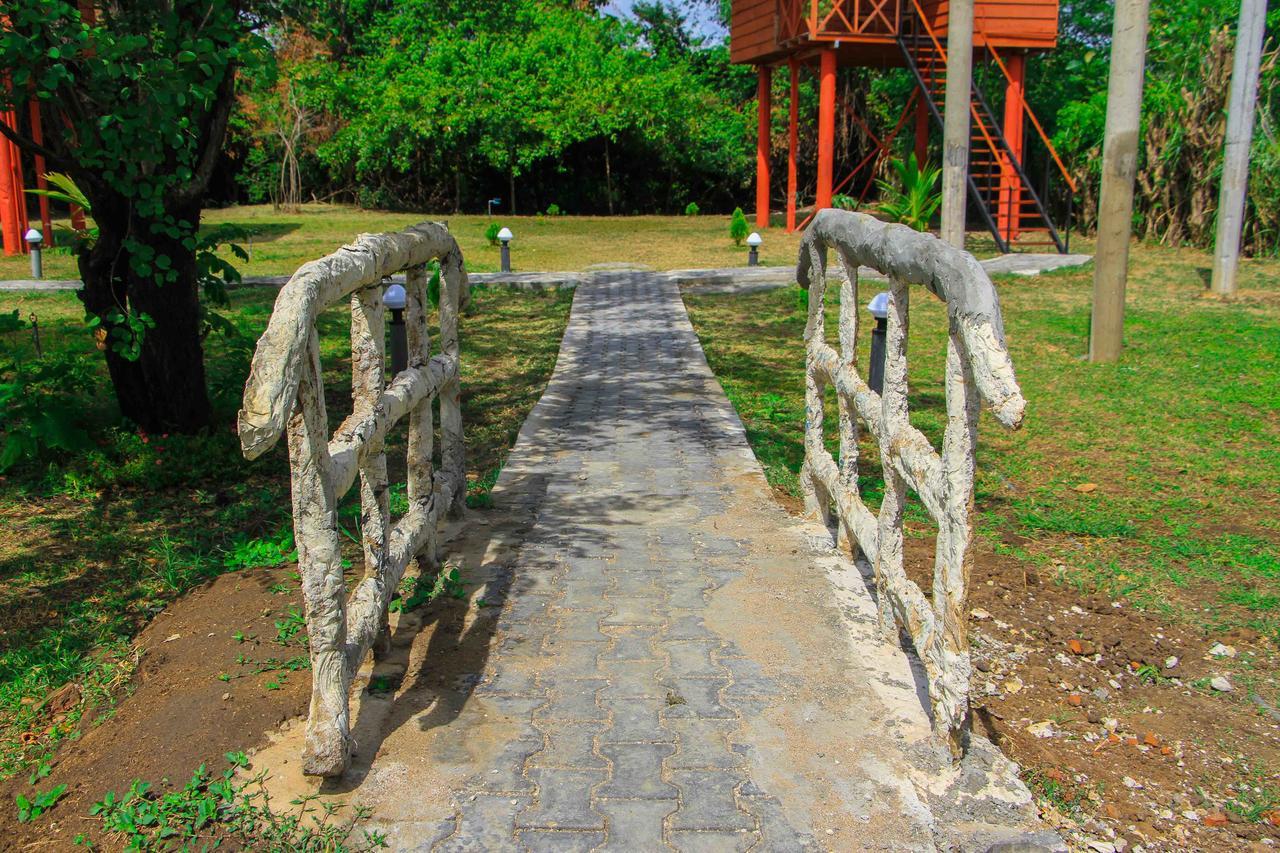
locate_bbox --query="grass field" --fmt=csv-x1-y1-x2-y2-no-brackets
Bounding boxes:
0,204,816,281
0,281,572,779
684,243,1280,640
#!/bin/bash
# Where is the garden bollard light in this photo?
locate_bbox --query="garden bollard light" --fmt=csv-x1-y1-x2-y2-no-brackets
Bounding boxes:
868,291,889,395
746,231,762,266
384,282,408,376
498,227,514,273
25,229,42,279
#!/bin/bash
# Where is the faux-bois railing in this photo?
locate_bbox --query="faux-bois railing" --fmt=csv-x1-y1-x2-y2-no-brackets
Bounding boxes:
238,222,468,777
797,209,1025,756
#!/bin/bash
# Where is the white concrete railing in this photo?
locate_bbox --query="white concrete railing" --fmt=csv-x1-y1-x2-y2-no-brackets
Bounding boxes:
797,209,1025,756
238,222,468,776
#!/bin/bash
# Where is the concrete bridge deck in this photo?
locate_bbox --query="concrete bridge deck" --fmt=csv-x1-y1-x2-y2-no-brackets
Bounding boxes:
250,271,1060,851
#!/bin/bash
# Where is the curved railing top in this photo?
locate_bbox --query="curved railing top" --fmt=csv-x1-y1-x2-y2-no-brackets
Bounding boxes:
798,209,1025,430
238,221,466,461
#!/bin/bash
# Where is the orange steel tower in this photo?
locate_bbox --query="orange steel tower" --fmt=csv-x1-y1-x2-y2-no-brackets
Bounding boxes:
731,0,1076,252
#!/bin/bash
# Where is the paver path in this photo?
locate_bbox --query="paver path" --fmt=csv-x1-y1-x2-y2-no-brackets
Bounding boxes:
256,272,1057,851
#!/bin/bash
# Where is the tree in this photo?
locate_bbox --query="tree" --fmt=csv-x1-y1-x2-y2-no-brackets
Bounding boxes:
729,206,748,244
0,0,272,432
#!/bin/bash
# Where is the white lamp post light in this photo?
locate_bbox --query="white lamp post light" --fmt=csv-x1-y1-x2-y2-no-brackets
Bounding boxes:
497,227,514,273
868,291,890,394
746,231,762,266
384,282,408,375
25,229,42,279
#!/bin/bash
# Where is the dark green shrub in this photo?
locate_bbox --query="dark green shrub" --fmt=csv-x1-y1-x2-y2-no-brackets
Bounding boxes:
684,202,700,216
485,222,501,246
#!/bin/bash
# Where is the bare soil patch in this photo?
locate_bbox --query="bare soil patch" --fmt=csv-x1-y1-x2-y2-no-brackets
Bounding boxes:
902,535,1280,852
0,567,307,849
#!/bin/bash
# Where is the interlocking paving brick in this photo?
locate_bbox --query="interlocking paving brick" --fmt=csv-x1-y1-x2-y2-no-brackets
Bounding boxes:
599,657,665,700
665,718,743,770
600,628,660,661
594,743,678,799
529,723,608,769
543,640,608,676
593,799,677,851
666,830,757,852
435,794,531,851
662,641,725,679
599,696,676,744
602,596,667,626
660,678,735,720
515,829,607,852
518,768,608,830
667,770,754,832
534,680,608,723
462,736,542,792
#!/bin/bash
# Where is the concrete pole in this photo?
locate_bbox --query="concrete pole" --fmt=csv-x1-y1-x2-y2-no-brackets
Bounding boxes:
940,0,975,249
1210,0,1267,297
1089,0,1150,363
756,65,772,229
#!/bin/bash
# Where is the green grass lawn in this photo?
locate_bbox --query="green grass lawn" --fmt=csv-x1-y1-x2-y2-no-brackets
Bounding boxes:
684,243,1280,640
0,204,811,281
0,281,572,779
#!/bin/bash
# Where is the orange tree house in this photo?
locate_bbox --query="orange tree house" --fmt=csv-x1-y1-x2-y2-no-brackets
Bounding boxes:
732,0,1076,252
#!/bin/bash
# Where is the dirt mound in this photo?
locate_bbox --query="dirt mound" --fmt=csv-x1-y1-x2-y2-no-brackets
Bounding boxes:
915,536,1280,852
0,567,307,849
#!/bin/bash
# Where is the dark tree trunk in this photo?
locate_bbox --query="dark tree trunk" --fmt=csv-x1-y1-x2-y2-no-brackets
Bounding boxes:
509,168,516,215
77,193,212,433
604,138,614,215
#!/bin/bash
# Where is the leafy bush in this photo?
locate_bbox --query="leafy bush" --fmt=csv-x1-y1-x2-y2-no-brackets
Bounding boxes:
685,202,700,216
876,155,942,233
729,207,748,246
545,203,562,216
0,352,97,472
485,222,501,246
832,193,857,211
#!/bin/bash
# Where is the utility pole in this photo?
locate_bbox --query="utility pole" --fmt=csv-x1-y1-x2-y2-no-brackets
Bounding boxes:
1089,0,1150,363
1210,0,1267,297
940,0,974,248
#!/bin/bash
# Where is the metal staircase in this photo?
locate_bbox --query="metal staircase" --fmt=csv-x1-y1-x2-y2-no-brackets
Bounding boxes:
897,0,1072,253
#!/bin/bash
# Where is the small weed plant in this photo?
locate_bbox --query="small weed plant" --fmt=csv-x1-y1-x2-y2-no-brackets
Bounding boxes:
81,752,387,850
684,201,700,216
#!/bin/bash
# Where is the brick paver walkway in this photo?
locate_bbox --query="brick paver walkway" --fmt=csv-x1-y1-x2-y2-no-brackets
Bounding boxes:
281,272,1057,851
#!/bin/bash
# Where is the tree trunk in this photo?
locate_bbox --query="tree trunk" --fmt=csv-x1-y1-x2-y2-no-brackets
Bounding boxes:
509,168,516,215
604,138,614,215
77,193,213,433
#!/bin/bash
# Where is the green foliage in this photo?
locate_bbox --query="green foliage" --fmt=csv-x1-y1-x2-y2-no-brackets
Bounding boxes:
685,202,700,216
831,193,858,211
545,203,562,216
87,752,386,850
285,0,752,213
0,353,96,471
222,529,297,571
16,783,67,823
485,222,502,247
389,563,467,613
729,207,749,246
876,155,942,232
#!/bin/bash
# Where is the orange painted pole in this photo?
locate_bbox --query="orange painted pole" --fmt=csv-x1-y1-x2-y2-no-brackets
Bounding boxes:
0,110,26,255
28,99,52,247
787,58,799,232
816,49,836,211
999,53,1026,243
755,65,772,228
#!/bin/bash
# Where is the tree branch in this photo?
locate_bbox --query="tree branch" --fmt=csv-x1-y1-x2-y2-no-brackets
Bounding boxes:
0,117,75,173
167,63,238,207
